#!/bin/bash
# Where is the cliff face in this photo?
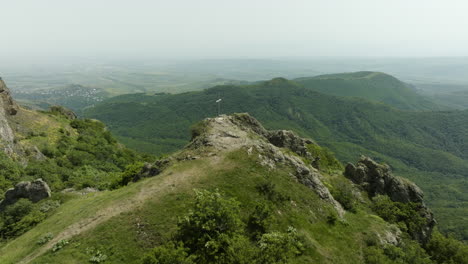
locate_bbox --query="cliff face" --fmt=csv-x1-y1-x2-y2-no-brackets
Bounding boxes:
345,156,436,243
0,78,19,154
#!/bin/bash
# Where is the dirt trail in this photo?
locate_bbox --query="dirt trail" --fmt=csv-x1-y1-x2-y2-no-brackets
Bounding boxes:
18,165,199,264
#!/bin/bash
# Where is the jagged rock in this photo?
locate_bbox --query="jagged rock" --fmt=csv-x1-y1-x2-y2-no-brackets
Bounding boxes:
0,179,51,210
32,146,47,161
133,159,172,182
267,130,313,158
345,156,424,203
49,105,77,120
0,78,19,116
0,78,18,154
187,113,344,216
229,113,269,137
344,156,436,243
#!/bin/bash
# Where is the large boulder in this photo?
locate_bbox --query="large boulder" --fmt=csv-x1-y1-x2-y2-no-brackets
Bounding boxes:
0,78,18,154
0,179,51,210
132,158,172,182
345,156,436,243
49,105,77,120
267,130,314,158
0,77,19,116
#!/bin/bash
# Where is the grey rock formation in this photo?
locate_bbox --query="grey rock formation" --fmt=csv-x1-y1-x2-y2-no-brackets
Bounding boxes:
49,105,77,120
0,78,19,116
0,78,18,154
345,156,436,243
188,113,344,216
0,179,51,210
267,130,314,158
132,158,172,182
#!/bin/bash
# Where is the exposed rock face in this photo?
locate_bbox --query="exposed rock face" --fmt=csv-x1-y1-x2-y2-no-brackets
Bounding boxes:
133,159,172,182
0,179,51,210
49,105,77,120
345,156,436,243
267,130,314,158
188,113,344,216
0,78,18,154
0,78,19,116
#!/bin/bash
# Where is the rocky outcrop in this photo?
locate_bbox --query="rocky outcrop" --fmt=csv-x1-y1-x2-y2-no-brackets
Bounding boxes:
345,156,436,243
267,130,314,158
0,179,51,210
132,159,172,182
0,78,19,116
187,113,344,215
49,105,77,120
0,78,18,154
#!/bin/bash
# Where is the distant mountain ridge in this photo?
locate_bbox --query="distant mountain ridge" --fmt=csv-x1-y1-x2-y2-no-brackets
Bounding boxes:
295,71,439,110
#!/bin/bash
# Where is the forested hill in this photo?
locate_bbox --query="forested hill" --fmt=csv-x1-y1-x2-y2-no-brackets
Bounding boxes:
295,71,439,110
85,77,468,240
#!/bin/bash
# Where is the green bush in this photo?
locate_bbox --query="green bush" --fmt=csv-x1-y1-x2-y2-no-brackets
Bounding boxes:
189,120,208,140
306,144,343,171
364,239,432,264
330,178,357,212
176,189,243,263
111,162,145,189
52,239,69,252
257,227,304,264
144,190,304,264
372,195,426,237
87,248,108,263
247,203,272,239
255,182,289,203
36,233,54,245
425,230,468,264
142,242,194,264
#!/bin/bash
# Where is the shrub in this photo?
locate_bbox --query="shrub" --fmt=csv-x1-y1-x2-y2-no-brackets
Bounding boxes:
306,144,343,171
247,203,272,239
257,227,304,264
111,162,145,189
330,179,357,212
37,233,54,245
255,182,288,202
142,242,193,264
372,195,426,237
176,189,243,262
425,230,468,264
326,212,338,225
143,190,305,264
364,239,432,264
189,121,208,140
87,248,108,263
52,239,69,252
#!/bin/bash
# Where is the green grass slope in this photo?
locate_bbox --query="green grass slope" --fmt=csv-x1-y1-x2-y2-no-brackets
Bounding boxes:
84,78,468,241
0,130,420,264
295,71,438,110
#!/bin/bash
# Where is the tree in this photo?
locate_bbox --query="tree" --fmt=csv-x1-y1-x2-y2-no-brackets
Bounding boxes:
176,189,243,263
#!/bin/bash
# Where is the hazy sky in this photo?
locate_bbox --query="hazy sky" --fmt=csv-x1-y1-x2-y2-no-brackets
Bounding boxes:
2,0,468,61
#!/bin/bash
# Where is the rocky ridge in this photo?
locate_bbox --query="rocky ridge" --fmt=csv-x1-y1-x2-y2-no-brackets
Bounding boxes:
188,113,345,215
0,78,19,154
345,156,436,243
